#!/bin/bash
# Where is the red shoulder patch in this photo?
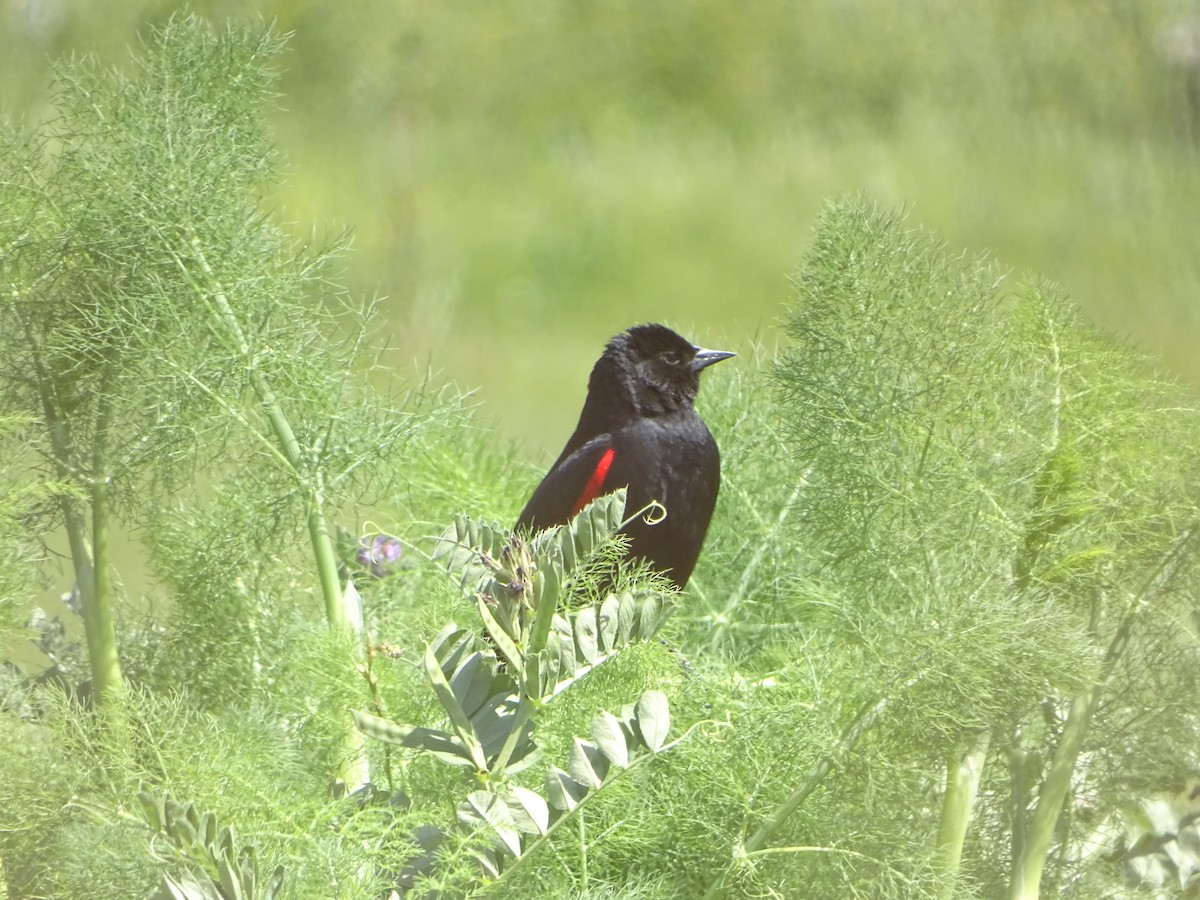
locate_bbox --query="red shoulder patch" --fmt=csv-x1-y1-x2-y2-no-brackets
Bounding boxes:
570,447,616,516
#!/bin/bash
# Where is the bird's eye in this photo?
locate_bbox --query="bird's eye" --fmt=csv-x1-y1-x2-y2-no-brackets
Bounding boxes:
662,350,682,365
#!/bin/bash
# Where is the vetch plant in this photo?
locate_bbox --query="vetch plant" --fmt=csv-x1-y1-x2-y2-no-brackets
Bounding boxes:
354,492,697,893
138,792,285,900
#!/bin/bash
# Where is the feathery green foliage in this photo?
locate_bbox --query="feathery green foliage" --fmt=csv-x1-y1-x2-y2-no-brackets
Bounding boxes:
0,12,433,788
758,198,1200,898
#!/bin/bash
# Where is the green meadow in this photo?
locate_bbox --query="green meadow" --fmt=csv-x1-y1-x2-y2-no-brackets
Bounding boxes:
6,0,1198,450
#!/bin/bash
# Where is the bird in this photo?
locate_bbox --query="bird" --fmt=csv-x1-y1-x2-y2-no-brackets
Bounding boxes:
516,323,734,589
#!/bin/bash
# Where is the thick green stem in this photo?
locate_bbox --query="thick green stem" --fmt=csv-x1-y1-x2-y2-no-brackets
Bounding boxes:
1007,688,1095,900
29,333,124,706
305,473,352,629
1009,735,1029,881
934,729,991,899
85,392,124,705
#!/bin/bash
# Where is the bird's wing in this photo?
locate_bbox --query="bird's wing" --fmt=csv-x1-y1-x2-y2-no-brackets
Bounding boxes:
515,433,618,531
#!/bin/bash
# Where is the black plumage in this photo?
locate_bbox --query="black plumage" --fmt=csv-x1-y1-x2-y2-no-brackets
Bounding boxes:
516,323,733,588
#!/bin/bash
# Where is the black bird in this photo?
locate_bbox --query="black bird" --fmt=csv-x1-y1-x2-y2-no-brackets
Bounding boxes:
516,323,734,589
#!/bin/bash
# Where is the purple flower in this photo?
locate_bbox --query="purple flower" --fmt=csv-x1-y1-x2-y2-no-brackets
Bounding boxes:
355,533,402,578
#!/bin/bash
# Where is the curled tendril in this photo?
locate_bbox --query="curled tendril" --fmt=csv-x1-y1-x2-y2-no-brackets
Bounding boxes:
623,499,667,528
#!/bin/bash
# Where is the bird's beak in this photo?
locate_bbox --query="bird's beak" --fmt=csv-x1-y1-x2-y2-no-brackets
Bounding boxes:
691,347,736,372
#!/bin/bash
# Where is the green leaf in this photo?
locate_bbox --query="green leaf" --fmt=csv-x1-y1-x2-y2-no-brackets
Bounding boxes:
450,651,501,718
537,551,562,611
458,790,522,858
635,593,668,639
535,490,625,575
473,847,501,878
434,515,510,593
597,595,620,652
616,592,637,644
352,710,478,766
591,710,630,768
156,872,210,900
199,811,217,851
574,606,599,663
139,791,166,833
471,693,535,767
525,648,562,700
266,865,285,900
635,690,671,752
567,737,609,788
217,826,237,861
545,766,589,812
557,521,577,572
428,624,474,682
506,748,545,777
237,845,257,897
340,576,363,632
506,786,550,835
424,641,488,770
166,799,198,847
545,616,577,677
476,592,524,669
216,852,244,900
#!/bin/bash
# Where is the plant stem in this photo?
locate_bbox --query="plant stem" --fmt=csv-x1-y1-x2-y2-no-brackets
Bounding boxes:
85,389,124,706
578,809,588,890
186,236,351,629
185,236,367,788
703,693,893,900
27,328,124,706
1007,687,1094,900
1008,525,1196,900
934,729,990,899
1008,732,1029,882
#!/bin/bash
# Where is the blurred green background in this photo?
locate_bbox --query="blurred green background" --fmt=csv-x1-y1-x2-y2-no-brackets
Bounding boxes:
4,0,1199,457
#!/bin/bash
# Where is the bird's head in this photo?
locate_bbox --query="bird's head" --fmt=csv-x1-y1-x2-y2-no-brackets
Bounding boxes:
593,323,735,417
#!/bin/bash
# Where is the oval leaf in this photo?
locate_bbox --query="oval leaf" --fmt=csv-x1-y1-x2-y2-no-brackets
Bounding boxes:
506,786,550,835
476,594,524,670
352,710,478,766
450,651,498,718
597,595,620,652
616,592,637,644
425,642,488,770
538,556,562,613
545,766,588,812
459,791,522,858
591,710,630,768
138,792,165,833
636,594,667,639
574,607,599,664
635,690,671,752
567,737,609,788
429,625,473,679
